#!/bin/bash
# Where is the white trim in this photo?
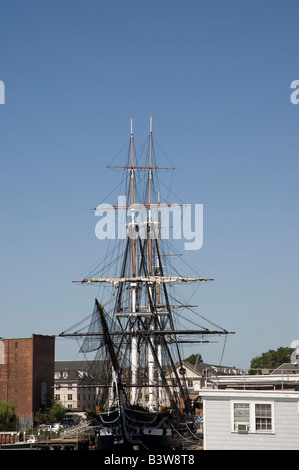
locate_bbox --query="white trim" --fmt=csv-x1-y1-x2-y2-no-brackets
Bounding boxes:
230,400,275,434
231,401,250,432
213,373,299,387
203,397,207,450
200,389,299,400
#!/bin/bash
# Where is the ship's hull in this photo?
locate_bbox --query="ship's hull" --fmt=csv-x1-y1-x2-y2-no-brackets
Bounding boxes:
95,427,183,451
94,407,198,451
95,431,183,451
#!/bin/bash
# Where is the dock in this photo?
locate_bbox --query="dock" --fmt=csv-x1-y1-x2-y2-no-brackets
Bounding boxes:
0,437,90,450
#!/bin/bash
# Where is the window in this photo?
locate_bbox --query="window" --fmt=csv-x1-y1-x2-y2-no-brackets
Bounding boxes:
67,394,72,400
232,401,274,434
41,382,47,405
0,341,4,364
233,403,250,431
255,404,272,431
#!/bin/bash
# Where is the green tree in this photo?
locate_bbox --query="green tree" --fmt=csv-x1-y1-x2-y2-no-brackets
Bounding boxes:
250,347,294,374
35,396,67,426
0,401,17,431
184,353,203,366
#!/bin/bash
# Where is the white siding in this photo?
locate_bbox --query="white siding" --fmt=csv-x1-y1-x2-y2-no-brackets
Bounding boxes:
203,392,299,450
274,401,299,450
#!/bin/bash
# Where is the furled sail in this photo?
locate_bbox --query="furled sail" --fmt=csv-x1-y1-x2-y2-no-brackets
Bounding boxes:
79,301,120,353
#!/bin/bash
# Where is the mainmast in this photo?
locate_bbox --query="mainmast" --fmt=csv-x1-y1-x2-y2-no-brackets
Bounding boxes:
130,118,136,277
148,114,155,411
129,118,138,405
148,113,153,274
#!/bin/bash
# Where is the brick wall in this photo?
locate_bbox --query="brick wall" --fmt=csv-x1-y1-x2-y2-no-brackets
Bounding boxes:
0,335,54,417
32,335,55,412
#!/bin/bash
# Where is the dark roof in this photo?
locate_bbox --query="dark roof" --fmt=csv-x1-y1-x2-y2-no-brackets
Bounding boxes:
55,360,109,383
182,361,241,376
271,363,299,375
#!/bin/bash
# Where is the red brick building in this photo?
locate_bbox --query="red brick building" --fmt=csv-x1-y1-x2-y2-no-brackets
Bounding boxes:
0,334,54,418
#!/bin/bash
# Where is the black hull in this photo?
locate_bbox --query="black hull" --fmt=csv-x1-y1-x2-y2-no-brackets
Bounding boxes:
94,408,199,451
94,433,183,451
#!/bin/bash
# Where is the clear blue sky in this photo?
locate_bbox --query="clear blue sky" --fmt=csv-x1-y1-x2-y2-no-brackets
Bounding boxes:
0,0,298,368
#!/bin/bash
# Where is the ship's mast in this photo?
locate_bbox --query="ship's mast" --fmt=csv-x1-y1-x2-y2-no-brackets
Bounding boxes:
148,114,153,274
67,119,234,413
130,118,136,276
148,114,155,411
130,119,138,405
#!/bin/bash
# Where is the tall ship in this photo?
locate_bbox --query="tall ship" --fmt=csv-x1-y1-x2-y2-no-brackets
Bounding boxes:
59,117,233,450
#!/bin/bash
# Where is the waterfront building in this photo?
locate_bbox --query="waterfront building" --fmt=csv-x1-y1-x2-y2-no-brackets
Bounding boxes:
201,389,299,450
54,360,106,411
0,334,54,419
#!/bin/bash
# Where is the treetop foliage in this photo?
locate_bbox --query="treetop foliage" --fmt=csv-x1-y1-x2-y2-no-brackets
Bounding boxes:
250,347,294,374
